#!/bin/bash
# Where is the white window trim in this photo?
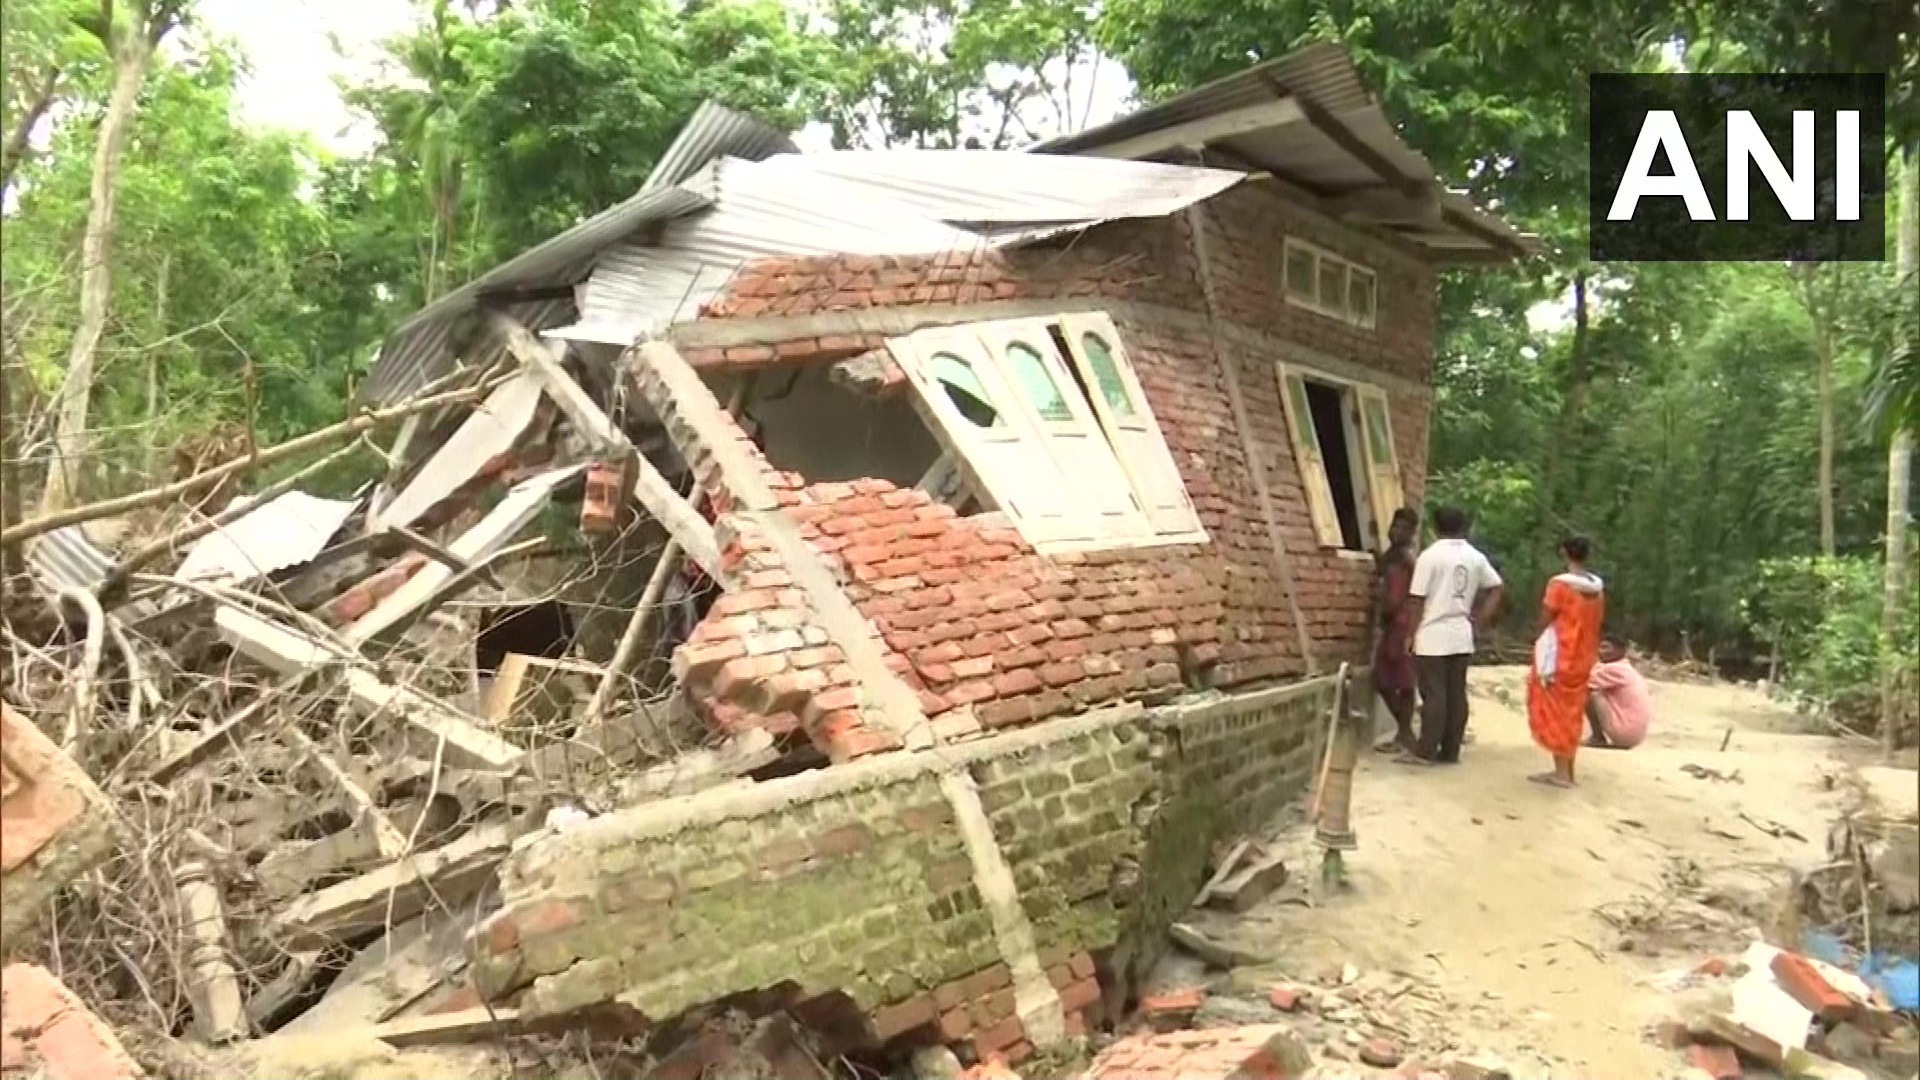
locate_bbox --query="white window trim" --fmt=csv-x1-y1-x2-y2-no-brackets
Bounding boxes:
886,314,1209,555
1276,363,1403,553
1283,238,1378,330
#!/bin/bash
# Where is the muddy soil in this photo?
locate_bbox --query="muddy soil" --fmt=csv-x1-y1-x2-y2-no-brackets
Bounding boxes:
1148,666,1915,1080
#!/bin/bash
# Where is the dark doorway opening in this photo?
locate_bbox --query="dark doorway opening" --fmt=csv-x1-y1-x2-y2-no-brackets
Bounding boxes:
476,600,573,676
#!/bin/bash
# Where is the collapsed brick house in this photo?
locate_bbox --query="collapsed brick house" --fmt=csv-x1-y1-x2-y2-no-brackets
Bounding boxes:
12,40,1532,1069
333,41,1539,1064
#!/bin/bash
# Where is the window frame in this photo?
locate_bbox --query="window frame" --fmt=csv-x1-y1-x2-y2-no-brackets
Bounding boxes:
885,314,1208,555
1281,238,1379,330
1275,362,1404,553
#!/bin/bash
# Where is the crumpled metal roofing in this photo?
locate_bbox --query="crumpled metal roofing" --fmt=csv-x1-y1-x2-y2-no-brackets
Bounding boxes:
174,491,361,587
362,103,792,408
367,100,1244,404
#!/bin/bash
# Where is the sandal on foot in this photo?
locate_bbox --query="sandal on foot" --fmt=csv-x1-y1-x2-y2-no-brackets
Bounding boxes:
1526,772,1573,788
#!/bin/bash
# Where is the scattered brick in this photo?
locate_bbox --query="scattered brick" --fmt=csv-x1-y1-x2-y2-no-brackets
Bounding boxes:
1770,951,1858,1023
1081,1024,1312,1080
1,964,145,1080
1689,1042,1742,1080
1266,986,1302,1012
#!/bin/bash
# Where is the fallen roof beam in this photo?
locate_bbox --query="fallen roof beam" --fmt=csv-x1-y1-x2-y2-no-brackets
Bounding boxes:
1085,97,1305,160
486,310,720,578
214,605,525,773
273,820,523,947
343,465,579,645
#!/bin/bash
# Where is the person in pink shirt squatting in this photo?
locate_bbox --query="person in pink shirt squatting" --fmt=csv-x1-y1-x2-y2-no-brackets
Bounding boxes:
1585,636,1651,750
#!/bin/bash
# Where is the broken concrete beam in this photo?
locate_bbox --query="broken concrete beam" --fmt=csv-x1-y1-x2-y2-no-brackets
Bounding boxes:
1194,840,1252,908
1169,922,1271,969
1204,850,1288,913
1782,1047,1871,1080
214,605,524,773
1,704,115,952
365,1006,522,1048
273,821,524,948
280,911,473,1037
1,963,146,1080
617,729,778,803
1079,1024,1312,1080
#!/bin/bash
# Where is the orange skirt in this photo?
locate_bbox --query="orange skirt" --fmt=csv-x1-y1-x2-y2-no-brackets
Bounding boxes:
1527,673,1590,758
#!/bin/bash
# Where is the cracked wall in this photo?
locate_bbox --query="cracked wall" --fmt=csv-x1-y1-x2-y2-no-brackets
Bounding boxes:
469,677,1336,1062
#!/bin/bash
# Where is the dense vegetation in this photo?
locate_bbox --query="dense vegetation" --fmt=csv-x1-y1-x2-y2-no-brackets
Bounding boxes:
2,0,1915,725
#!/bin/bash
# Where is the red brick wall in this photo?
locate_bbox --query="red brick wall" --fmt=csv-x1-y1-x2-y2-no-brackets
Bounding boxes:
676,183,1435,730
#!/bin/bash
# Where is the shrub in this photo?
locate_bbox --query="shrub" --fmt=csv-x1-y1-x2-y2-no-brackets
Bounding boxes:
1736,554,1918,727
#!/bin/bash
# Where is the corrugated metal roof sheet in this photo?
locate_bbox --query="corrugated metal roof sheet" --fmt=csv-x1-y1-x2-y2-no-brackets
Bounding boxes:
174,491,361,586
362,105,792,408
25,527,161,621
1037,42,1373,154
1031,41,1539,260
373,371,547,531
543,152,1240,347
640,101,798,194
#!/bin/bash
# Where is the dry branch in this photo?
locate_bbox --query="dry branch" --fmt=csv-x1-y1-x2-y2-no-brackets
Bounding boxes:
3,370,503,549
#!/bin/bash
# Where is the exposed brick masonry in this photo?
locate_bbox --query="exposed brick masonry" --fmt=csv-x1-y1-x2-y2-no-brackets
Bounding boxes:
675,181,1435,712
470,679,1336,1054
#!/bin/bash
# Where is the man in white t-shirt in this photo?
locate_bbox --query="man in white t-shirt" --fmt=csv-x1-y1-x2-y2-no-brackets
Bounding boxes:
1405,505,1505,763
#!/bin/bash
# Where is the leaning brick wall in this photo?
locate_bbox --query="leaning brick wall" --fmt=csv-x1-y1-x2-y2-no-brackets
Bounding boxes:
681,182,1436,691
470,677,1336,1055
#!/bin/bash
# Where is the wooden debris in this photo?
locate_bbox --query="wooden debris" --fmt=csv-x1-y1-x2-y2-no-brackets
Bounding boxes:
255,796,460,900
366,1006,523,1048
280,912,472,1037
215,605,524,773
272,820,525,947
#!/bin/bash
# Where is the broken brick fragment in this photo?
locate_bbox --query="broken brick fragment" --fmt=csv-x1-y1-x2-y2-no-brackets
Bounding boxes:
1688,1041,1742,1080
1079,1024,1312,1080
1,705,115,950
1,964,145,1080
1770,951,1858,1023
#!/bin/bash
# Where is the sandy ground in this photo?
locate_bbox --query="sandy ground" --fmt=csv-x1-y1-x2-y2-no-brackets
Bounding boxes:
1162,666,1916,1080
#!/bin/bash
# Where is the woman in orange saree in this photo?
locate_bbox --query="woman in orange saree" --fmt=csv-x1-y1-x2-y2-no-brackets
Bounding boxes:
1527,536,1605,788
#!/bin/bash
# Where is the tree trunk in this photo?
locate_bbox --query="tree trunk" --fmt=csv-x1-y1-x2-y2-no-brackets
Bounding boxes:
38,29,156,514
1817,315,1837,557
1542,270,1590,535
1883,142,1918,758
0,64,63,197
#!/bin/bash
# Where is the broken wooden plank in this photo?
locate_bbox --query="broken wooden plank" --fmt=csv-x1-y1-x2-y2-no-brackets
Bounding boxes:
273,820,524,947
215,605,525,773
280,725,409,862
344,465,581,645
487,311,719,576
481,653,601,732
255,797,459,900
368,1006,522,1048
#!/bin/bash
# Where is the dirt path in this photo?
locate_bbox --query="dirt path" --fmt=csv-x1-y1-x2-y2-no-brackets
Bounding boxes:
1160,667,1911,1079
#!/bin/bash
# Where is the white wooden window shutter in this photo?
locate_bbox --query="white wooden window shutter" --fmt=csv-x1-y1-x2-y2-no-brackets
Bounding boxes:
1276,364,1344,547
972,318,1152,545
886,326,1091,547
1056,313,1206,540
1355,384,1405,540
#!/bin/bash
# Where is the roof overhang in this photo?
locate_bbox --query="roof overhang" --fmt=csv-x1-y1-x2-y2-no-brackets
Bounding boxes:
1032,42,1543,265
